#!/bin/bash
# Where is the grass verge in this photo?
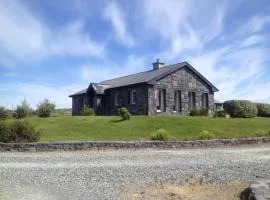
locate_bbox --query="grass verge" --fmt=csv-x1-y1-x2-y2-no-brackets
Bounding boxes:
17,116,270,142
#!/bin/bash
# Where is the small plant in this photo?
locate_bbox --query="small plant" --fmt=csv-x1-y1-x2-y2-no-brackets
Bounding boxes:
190,109,208,116
36,99,56,118
118,107,131,120
213,110,226,118
198,130,215,140
81,105,95,116
254,129,270,137
0,106,9,120
0,120,40,143
150,128,169,141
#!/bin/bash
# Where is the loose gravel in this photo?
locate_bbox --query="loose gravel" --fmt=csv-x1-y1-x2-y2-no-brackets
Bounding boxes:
0,145,269,200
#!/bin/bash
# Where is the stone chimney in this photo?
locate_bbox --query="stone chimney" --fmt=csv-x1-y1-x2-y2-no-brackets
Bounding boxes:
152,59,165,70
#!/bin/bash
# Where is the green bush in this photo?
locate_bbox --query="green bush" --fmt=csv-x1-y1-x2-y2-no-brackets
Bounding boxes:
81,105,95,116
254,129,270,137
14,99,33,119
223,100,257,118
198,130,215,140
213,110,226,118
150,128,169,141
0,120,40,143
0,121,10,142
118,107,131,120
15,105,28,119
190,109,208,116
0,106,9,120
36,99,56,118
256,103,270,117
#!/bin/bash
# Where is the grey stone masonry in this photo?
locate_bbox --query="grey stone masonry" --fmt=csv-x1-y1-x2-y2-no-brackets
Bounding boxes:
70,62,218,116
105,84,148,115
148,66,214,115
0,137,269,152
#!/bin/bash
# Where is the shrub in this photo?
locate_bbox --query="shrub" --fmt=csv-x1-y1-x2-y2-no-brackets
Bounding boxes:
15,105,28,119
0,106,9,120
36,99,56,117
150,128,169,141
0,121,10,142
14,99,33,119
81,105,95,116
118,107,131,120
256,103,270,117
190,109,208,116
0,120,40,143
198,130,215,140
223,100,257,118
254,129,270,137
213,110,226,118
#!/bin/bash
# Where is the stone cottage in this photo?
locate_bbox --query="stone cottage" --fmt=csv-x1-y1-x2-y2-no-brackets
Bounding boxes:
69,60,218,115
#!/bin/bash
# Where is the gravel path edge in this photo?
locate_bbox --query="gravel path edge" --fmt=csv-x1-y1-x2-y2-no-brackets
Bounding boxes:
0,137,270,152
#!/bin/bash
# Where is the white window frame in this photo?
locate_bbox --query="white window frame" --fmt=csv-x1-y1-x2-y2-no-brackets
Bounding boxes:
130,90,136,104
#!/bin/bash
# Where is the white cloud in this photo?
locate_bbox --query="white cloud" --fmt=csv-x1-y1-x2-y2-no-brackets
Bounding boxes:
80,55,146,83
0,83,85,109
239,34,265,48
49,21,105,57
141,0,227,57
0,0,105,66
188,46,269,102
238,15,270,35
103,1,134,47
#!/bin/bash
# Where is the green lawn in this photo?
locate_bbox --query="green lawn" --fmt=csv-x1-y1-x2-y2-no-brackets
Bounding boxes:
26,116,270,142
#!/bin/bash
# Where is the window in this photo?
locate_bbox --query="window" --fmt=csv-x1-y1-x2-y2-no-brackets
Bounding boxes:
202,93,209,109
173,91,182,112
114,92,120,106
130,90,136,104
188,92,196,110
156,89,166,112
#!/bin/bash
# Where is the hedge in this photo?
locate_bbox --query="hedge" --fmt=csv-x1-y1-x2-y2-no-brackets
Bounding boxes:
256,103,270,117
223,100,257,118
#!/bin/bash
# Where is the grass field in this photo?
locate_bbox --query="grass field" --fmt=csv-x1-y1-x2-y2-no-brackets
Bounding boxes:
25,116,270,142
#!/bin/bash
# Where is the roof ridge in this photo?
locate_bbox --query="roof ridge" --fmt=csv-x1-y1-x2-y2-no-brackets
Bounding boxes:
99,62,184,84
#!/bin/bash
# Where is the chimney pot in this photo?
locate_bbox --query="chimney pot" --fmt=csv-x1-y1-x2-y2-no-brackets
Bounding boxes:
153,59,165,70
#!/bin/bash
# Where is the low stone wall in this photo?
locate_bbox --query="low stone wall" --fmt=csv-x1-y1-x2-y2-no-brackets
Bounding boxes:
0,137,270,152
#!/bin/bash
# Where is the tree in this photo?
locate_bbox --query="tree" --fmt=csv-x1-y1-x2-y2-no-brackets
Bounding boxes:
15,99,32,119
36,99,56,117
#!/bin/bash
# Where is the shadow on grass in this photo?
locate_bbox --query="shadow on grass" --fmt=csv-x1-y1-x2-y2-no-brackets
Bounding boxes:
109,119,124,123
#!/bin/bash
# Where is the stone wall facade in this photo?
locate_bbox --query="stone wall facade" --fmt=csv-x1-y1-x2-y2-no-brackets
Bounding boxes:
71,66,216,116
105,84,148,115
148,67,214,115
71,94,88,115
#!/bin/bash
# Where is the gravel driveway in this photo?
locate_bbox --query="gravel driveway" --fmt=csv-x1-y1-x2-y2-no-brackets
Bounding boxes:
0,145,269,200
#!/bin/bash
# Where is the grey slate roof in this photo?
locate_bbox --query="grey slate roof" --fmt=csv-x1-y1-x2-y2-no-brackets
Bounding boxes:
91,83,110,94
99,62,185,88
69,89,87,97
69,61,218,97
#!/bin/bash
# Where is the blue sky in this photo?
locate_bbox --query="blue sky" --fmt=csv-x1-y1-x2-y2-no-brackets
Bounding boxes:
0,0,270,108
